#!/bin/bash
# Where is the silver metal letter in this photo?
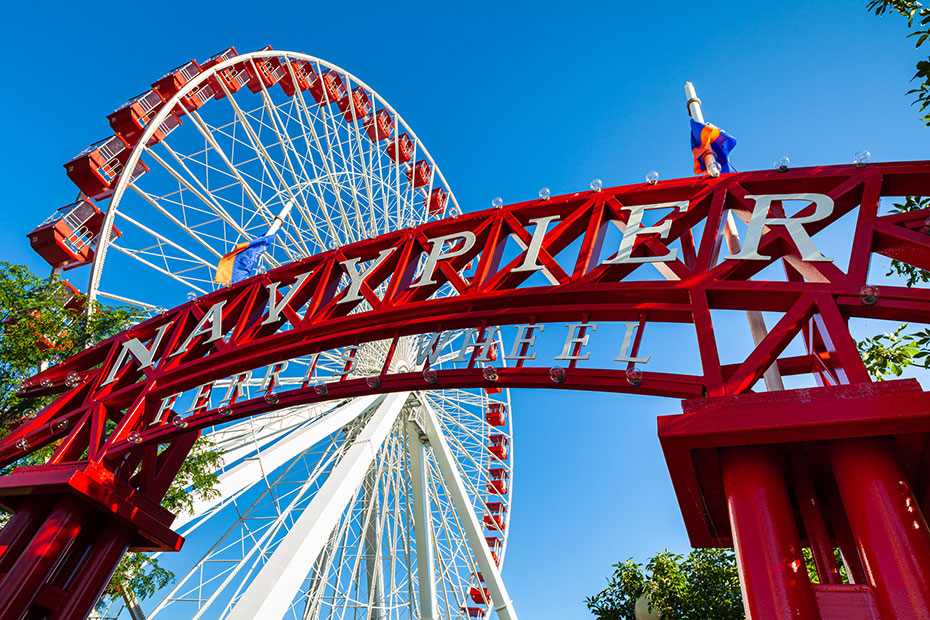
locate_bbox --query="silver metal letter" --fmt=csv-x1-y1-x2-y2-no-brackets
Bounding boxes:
505,324,544,361
263,271,313,325
410,231,477,288
602,201,688,265
338,248,397,304
102,323,172,385
726,193,834,262
171,301,228,357
555,322,597,361
512,215,561,273
613,323,651,363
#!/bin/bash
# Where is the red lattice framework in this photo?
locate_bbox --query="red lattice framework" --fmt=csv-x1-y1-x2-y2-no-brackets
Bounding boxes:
1,160,930,619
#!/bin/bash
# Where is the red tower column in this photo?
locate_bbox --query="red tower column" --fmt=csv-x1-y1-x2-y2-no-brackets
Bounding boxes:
51,526,132,620
0,496,86,619
721,446,819,620
830,438,930,619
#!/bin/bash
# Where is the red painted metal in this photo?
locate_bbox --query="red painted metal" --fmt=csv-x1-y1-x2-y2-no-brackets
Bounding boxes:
0,496,86,619
660,380,930,618
721,446,818,619
5,160,930,617
830,438,930,618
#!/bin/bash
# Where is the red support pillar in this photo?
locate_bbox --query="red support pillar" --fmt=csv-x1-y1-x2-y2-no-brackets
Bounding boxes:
51,526,132,620
791,456,841,585
830,438,930,619
722,446,819,620
0,497,50,572
0,496,85,619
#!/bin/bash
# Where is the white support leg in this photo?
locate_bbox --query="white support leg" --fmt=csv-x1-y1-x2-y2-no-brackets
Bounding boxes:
174,395,381,529
364,468,384,620
407,422,437,620
415,399,518,620
723,212,785,391
228,392,409,620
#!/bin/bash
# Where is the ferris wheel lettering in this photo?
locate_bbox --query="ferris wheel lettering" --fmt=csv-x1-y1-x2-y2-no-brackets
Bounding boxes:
556,322,597,361
614,323,651,364
221,372,252,404
603,201,689,264
410,230,477,288
415,332,456,366
725,193,835,262
96,191,839,391
263,271,314,325
169,300,227,358
338,248,397,304
261,361,289,391
101,322,171,385
505,324,544,361
512,215,562,273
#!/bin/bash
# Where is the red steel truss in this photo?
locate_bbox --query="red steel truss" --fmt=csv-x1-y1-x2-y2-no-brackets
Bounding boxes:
2,160,930,618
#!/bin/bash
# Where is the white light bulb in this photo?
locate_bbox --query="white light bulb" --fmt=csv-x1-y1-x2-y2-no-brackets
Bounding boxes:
645,171,659,185
538,187,551,200
590,178,603,192
774,156,790,172
854,150,871,167
491,197,503,209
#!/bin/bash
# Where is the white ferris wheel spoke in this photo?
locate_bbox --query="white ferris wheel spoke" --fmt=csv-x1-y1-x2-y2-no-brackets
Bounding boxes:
416,398,518,620
174,395,379,530
227,392,408,620
106,242,210,295
149,431,347,617
214,83,312,258
141,147,257,246
407,422,438,620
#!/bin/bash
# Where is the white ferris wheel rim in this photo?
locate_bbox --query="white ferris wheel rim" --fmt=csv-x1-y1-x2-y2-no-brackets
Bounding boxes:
85,48,462,306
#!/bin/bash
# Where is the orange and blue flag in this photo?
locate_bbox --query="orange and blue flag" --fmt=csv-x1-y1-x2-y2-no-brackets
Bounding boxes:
215,233,277,285
690,119,737,174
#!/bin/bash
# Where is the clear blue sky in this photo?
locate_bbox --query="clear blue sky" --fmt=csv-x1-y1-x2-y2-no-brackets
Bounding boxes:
1,2,928,618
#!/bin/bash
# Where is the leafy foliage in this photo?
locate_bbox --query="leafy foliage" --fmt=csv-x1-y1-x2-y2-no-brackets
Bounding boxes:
587,559,646,620
161,436,224,515
103,552,173,600
587,549,743,620
869,1,930,125
885,196,930,286
802,548,849,584
857,324,930,379
0,262,140,427
0,263,223,606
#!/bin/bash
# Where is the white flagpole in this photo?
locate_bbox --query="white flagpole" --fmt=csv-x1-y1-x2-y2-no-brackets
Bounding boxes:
685,83,785,391
685,81,721,178
267,200,294,236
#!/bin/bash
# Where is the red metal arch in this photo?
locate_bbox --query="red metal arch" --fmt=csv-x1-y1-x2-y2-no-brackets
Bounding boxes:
2,161,930,618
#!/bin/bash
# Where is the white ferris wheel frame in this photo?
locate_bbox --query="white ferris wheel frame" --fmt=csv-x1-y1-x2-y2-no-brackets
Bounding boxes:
74,49,518,620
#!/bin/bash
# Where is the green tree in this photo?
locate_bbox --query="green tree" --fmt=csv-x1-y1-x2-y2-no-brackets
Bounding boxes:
869,1,930,125
859,5,930,373
586,549,743,620
0,262,222,608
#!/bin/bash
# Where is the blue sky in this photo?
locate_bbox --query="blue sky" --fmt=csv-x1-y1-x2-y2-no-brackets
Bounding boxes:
1,1,928,618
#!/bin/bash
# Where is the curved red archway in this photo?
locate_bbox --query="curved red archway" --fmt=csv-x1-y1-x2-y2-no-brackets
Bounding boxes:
3,161,930,619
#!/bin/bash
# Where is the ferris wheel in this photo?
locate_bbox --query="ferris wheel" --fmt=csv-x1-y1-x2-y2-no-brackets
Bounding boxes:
28,47,516,619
